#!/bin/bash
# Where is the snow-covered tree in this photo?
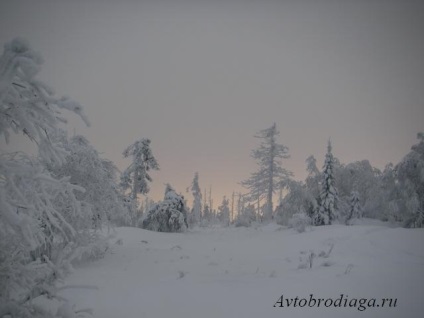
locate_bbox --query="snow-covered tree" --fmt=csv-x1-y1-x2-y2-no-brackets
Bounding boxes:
217,196,230,226
306,154,320,176
0,38,96,316
120,138,159,226
45,134,128,227
345,191,362,225
120,138,159,200
241,123,291,221
142,184,188,232
335,160,381,219
200,204,211,226
275,179,315,226
0,38,89,165
367,163,398,222
189,172,202,225
314,140,338,225
305,155,320,198
234,203,256,227
392,132,424,227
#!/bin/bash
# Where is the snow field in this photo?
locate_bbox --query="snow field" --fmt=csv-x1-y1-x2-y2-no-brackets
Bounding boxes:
59,222,424,318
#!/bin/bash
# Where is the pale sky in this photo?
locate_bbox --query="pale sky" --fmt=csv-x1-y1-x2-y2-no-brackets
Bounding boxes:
1,0,423,206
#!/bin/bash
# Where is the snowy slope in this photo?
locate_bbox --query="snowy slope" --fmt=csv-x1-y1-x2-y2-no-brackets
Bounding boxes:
58,222,424,318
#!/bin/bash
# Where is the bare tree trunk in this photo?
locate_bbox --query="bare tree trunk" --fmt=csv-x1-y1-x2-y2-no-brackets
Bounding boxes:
257,196,260,222
231,191,235,222
132,168,139,201
267,134,275,220
209,186,213,212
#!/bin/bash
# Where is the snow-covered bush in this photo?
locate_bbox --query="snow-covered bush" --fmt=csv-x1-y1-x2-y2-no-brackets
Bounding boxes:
0,153,102,317
275,179,315,226
288,211,311,233
142,184,188,232
234,204,256,227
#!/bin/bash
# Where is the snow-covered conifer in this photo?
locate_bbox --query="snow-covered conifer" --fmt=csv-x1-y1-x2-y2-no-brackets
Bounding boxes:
314,140,339,225
120,138,159,225
345,191,362,225
241,123,291,221
305,155,321,211
189,172,202,225
306,155,320,176
199,204,213,226
217,196,230,226
121,138,159,200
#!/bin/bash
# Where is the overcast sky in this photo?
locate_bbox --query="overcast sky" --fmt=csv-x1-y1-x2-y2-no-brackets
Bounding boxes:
1,0,423,205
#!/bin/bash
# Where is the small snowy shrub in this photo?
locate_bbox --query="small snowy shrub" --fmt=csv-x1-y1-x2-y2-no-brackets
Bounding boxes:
142,184,188,232
318,244,334,258
288,212,311,233
298,250,315,269
234,204,256,227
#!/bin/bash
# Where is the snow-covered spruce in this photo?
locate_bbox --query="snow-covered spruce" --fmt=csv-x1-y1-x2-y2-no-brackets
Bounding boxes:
188,172,202,226
121,138,159,199
345,191,362,225
304,155,321,217
120,138,159,225
217,196,231,226
142,184,188,232
314,140,339,226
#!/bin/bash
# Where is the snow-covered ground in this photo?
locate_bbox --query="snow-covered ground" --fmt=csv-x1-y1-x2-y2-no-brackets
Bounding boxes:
58,221,424,318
